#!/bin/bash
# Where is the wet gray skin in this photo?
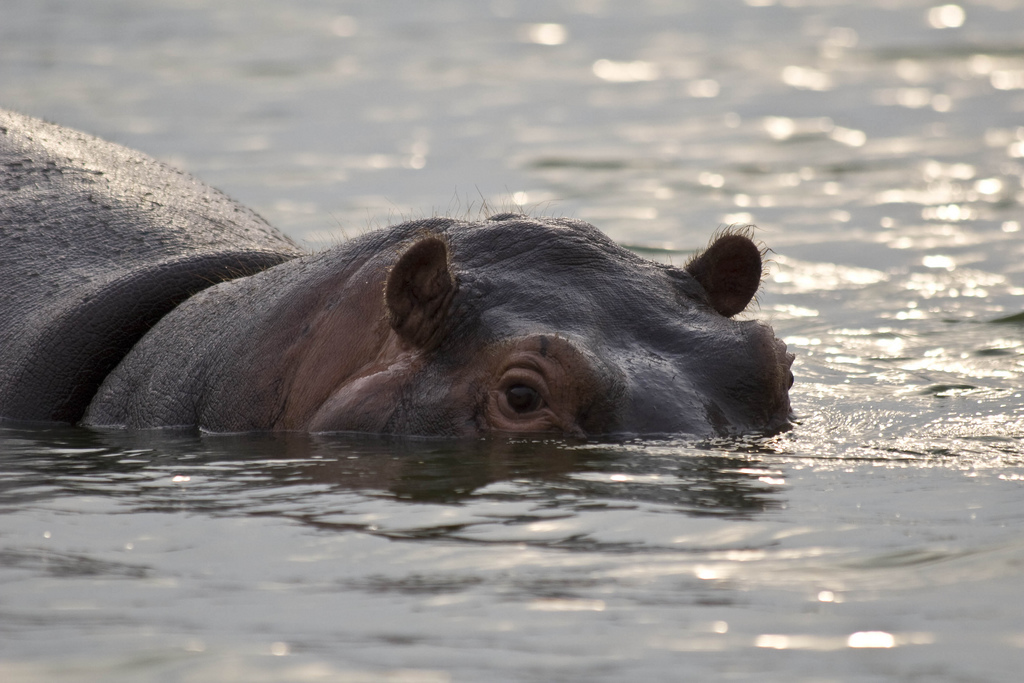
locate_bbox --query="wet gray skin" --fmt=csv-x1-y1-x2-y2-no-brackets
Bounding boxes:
0,109,792,437
85,215,794,437
0,109,301,423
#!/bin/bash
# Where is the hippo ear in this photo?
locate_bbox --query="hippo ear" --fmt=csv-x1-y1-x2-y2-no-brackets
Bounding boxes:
685,232,762,317
386,236,456,349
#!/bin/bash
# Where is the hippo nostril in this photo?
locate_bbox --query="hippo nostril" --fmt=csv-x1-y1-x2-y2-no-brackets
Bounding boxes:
787,370,794,389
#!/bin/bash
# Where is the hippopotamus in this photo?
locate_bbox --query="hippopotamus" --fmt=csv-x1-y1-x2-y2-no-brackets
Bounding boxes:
0,109,793,437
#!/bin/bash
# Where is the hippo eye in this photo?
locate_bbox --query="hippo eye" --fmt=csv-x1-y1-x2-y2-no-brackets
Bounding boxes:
505,384,542,413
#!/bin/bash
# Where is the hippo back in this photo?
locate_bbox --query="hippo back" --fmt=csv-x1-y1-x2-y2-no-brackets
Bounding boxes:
0,109,302,423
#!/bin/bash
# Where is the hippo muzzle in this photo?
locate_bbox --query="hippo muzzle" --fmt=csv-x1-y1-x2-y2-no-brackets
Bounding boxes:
609,321,794,437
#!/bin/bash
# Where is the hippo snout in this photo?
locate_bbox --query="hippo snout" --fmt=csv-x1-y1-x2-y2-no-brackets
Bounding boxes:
612,324,793,437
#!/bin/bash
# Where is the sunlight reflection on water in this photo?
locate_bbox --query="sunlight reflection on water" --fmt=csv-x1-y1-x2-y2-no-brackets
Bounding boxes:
2,0,1024,680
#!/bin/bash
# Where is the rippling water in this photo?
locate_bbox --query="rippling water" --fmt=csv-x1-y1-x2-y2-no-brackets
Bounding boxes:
2,1,1024,681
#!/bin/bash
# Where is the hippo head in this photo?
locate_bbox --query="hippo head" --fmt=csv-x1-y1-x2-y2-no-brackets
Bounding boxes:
297,215,793,437
85,215,793,437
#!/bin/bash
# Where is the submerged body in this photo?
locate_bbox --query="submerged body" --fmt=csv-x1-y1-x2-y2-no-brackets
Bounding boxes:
0,109,300,423
1,110,792,437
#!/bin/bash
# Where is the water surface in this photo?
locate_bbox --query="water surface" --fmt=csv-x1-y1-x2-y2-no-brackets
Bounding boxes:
2,1,1024,680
